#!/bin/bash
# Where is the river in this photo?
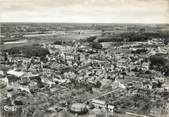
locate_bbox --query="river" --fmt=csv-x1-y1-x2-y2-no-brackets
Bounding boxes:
1,32,101,50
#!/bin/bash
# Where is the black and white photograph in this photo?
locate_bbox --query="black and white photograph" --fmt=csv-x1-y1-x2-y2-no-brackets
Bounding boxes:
0,0,169,117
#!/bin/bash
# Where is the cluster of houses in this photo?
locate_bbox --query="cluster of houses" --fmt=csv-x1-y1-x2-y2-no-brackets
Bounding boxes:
0,37,169,117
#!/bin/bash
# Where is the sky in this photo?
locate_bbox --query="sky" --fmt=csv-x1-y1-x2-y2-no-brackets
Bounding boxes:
0,0,169,23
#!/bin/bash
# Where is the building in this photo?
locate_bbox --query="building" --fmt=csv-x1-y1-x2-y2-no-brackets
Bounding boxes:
91,99,114,112
7,70,25,82
69,103,88,114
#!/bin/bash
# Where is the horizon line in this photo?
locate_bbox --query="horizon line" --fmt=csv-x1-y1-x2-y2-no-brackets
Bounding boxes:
0,22,169,25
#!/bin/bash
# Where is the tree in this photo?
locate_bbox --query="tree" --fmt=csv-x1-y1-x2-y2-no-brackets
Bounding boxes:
6,45,49,58
95,81,102,88
149,55,169,76
86,36,97,42
149,55,168,68
90,42,102,49
164,38,169,45
6,47,20,55
53,40,63,45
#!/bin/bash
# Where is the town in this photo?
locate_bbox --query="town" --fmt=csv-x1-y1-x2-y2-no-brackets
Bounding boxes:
0,23,169,117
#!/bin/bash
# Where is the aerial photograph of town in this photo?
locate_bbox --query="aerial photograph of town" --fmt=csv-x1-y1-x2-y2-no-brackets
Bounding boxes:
0,0,169,117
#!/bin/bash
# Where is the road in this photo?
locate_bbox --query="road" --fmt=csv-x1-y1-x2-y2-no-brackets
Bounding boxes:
84,87,123,103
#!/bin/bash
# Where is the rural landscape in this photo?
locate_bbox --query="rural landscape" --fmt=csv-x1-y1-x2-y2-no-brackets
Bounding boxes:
0,23,169,117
